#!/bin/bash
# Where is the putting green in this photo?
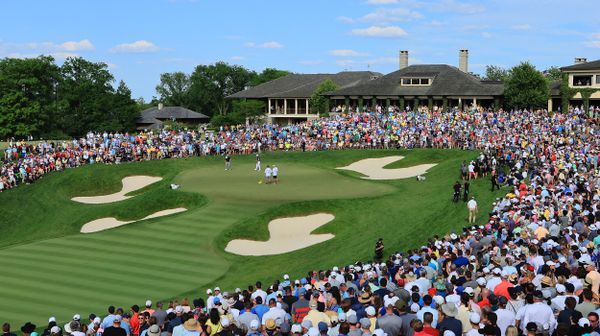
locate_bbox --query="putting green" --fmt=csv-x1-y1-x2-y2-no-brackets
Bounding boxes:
0,149,498,327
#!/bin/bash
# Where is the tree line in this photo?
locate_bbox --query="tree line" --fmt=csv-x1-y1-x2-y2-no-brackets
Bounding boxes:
0,56,138,138
155,64,290,125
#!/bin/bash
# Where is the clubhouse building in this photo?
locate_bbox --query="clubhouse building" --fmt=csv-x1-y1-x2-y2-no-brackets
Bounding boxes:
136,104,209,130
229,50,600,124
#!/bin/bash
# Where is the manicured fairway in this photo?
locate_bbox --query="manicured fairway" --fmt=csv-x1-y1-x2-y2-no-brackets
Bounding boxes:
0,149,500,326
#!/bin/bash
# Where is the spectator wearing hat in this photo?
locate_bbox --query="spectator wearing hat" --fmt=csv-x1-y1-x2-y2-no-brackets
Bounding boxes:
464,313,480,336
304,300,330,328
437,303,462,336
103,316,126,336
515,291,556,335
42,318,58,336
583,261,600,297
376,298,403,336
494,296,515,336
216,317,238,336
359,318,372,336
493,271,514,300
246,320,261,336
395,299,416,336
143,301,155,316
347,315,361,336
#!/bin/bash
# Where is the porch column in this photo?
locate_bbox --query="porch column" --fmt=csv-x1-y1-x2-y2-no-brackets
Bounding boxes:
458,98,462,110
344,97,350,113
473,97,477,107
268,98,272,115
295,99,298,114
547,98,553,112
306,98,311,114
284,99,288,115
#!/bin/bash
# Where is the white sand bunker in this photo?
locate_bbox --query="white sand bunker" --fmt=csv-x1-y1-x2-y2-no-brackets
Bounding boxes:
72,176,163,204
337,156,437,180
80,208,187,233
225,213,335,256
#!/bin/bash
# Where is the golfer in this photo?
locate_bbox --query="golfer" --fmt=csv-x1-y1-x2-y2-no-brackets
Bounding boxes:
255,154,261,171
272,165,279,184
224,154,231,171
265,165,272,184
467,197,477,224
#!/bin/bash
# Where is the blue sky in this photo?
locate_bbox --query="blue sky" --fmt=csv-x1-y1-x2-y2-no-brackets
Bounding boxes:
1,0,599,100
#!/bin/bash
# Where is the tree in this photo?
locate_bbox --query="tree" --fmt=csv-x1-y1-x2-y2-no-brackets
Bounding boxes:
309,79,338,115
504,62,549,110
250,68,291,86
188,62,256,117
483,65,510,82
543,66,563,81
155,72,191,107
107,81,139,131
232,100,266,122
0,56,60,138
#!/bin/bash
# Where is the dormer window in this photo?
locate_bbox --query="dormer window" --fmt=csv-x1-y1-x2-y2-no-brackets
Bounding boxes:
401,78,432,86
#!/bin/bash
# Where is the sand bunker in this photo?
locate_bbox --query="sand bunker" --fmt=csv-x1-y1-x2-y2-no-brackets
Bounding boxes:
80,208,187,233
337,156,436,180
72,176,163,204
225,213,335,256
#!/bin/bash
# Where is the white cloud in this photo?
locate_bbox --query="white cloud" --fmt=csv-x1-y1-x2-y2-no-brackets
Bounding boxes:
351,26,408,38
428,20,446,27
366,0,399,4
585,40,600,48
361,8,423,23
110,40,160,53
481,32,492,38
511,24,531,31
60,39,94,51
329,49,369,57
244,41,284,49
336,16,355,24
299,60,323,65
429,0,484,14
365,57,398,65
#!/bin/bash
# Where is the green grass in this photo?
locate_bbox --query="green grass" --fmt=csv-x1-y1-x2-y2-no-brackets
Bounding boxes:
0,149,502,327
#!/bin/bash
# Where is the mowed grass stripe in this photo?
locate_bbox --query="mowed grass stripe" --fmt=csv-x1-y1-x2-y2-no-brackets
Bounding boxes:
34,239,218,267
0,251,207,284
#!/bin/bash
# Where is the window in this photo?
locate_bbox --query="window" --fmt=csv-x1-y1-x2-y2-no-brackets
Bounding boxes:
597,75,600,84
573,75,592,86
401,77,433,86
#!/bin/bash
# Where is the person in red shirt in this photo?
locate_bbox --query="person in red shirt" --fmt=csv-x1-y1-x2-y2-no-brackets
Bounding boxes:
493,271,515,300
130,305,140,336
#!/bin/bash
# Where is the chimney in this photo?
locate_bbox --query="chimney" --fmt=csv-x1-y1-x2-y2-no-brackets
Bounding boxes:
575,57,587,65
459,49,469,73
158,103,164,110
399,50,408,70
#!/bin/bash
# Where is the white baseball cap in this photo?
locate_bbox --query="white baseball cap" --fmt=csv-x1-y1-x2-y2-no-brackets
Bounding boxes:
469,312,481,324
49,317,56,323
145,300,152,307
73,314,81,321
284,274,289,280
250,320,259,330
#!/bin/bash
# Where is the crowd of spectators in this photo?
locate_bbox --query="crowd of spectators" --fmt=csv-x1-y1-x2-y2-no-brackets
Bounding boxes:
5,105,600,336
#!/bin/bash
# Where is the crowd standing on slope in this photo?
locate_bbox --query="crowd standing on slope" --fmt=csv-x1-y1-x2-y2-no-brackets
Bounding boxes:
1,105,596,192
6,105,600,336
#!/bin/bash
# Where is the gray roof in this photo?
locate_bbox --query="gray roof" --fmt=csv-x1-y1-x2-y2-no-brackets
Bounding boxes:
137,106,209,124
325,64,504,97
227,71,382,99
560,60,600,71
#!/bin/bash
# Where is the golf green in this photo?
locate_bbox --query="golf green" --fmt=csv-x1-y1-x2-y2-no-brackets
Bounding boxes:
0,149,500,326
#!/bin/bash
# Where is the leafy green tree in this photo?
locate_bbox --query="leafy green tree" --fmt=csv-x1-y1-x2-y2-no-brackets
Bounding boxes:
155,72,191,107
309,79,338,115
232,99,266,122
483,65,510,82
188,62,256,117
108,81,139,131
250,68,291,86
0,56,60,138
504,62,549,110
543,66,563,81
